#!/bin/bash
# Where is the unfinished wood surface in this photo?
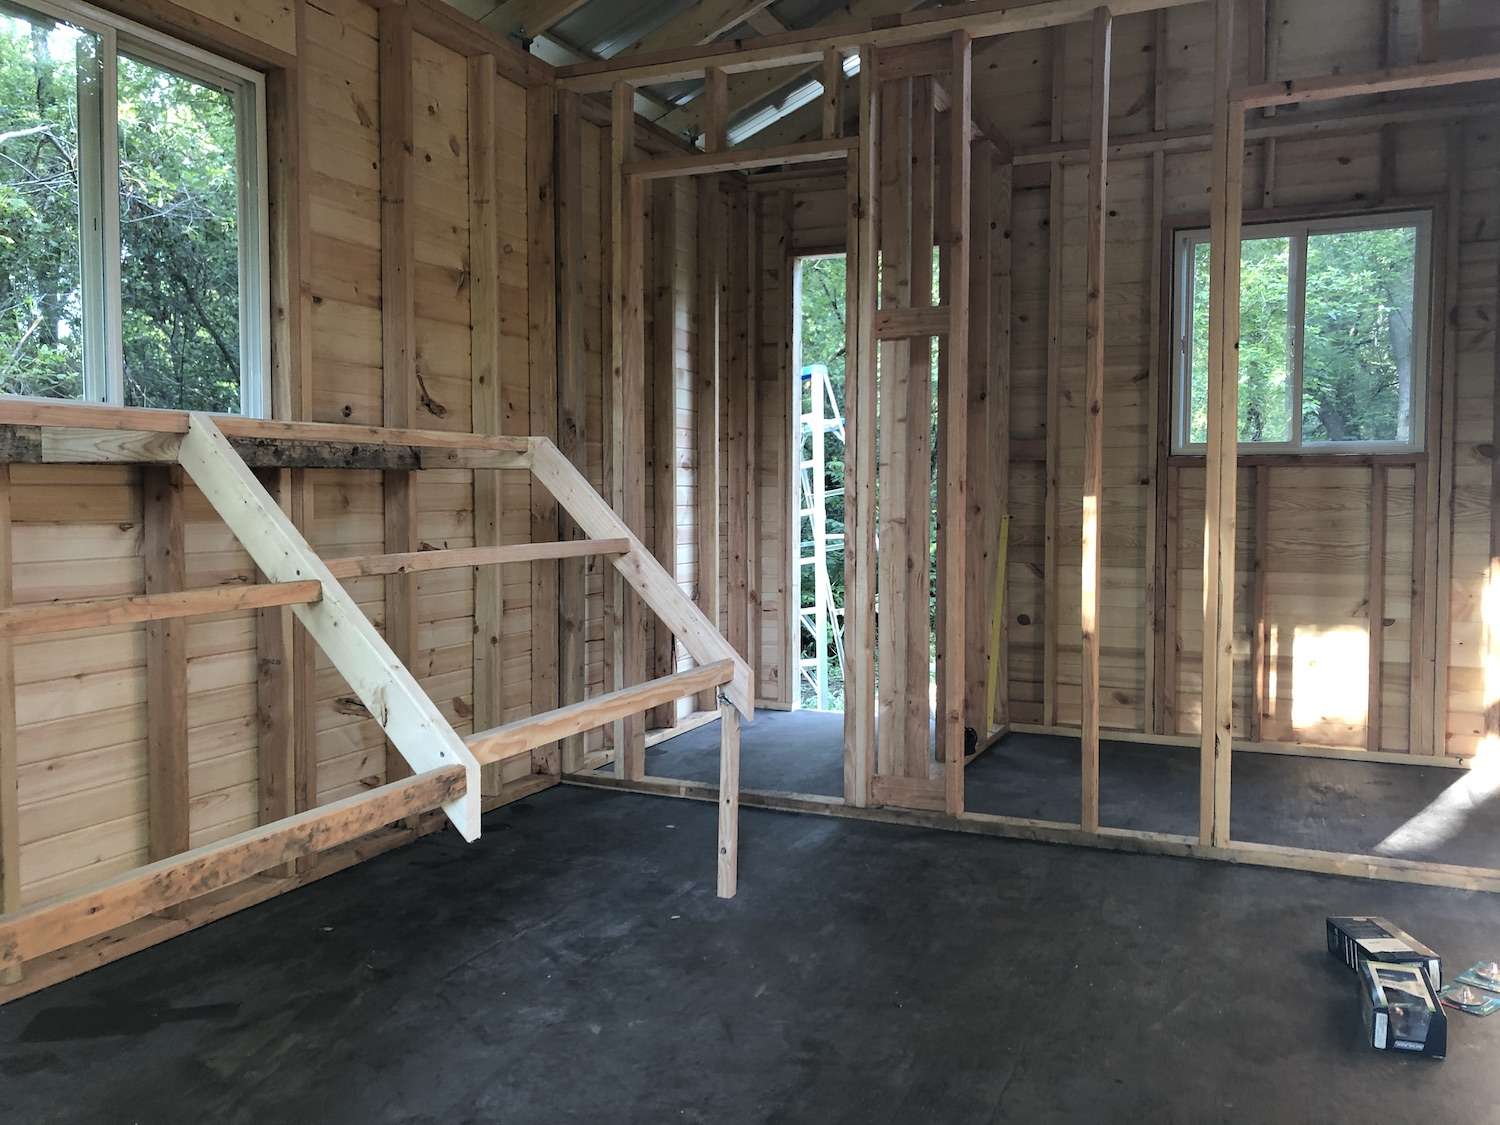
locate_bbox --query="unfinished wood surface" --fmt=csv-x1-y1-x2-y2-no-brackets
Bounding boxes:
844,47,879,808
468,661,733,767
1199,0,1242,847
0,467,14,982
1236,52,1500,109
324,541,629,579
650,179,680,730
529,439,754,716
0,582,322,640
717,698,740,898
177,415,485,840
964,148,995,740
1079,7,1110,835
0,766,466,974
939,31,972,817
143,467,188,862
822,47,844,138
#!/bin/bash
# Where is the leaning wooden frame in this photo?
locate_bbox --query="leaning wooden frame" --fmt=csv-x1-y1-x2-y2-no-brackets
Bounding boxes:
0,401,754,987
560,0,1500,899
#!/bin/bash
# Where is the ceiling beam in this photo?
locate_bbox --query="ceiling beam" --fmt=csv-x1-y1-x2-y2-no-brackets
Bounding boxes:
558,0,1201,92
624,0,780,55
647,0,923,141
483,0,589,42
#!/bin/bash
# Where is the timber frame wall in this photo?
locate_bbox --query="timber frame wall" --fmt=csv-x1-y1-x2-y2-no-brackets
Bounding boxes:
4,0,1500,1004
559,0,1500,897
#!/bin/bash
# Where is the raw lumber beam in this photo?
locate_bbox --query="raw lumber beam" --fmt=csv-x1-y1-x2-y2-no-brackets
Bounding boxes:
964,147,995,741
467,660,734,766
558,0,1201,91
821,47,843,138
470,53,505,781
694,173,722,713
1236,52,1500,109
528,78,562,776
0,581,322,639
380,1,418,794
939,30,972,817
324,541,630,579
717,698,740,898
1079,7,1110,835
483,0,587,41
610,83,649,777
872,305,950,338
528,438,754,717
624,138,857,180
650,179,681,730
1369,465,1387,750
0,467,16,982
843,45,879,808
1199,0,1242,849
557,89,588,769
0,767,467,974
906,74,935,782
143,466,189,863
177,414,486,840
626,0,778,55
0,400,533,454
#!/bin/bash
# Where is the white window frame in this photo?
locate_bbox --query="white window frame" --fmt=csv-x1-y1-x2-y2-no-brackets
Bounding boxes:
4,0,270,417
1171,209,1432,455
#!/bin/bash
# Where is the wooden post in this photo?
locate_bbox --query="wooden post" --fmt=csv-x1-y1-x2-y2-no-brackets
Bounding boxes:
964,146,995,742
651,178,680,730
556,90,588,772
0,466,19,982
379,2,417,790
992,162,1014,731
528,80,561,775
470,55,506,790
143,465,189,863
255,468,295,856
1146,6,1168,736
905,76,935,780
843,45,879,808
610,82,647,778
941,30,972,816
876,74,913,780
1200,0,1242,848
1249,466,1269,743
1368,465,1387,751
716,697,740,898
725,184,753,669
821,47,843,139
695,177,722,714
1080,6,1110,834
1043,25,1065,728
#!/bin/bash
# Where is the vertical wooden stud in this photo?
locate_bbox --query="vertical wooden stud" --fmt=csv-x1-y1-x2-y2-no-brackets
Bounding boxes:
1369,465,1387,751
941,30,972,817
556,90,588,771
965,146,995,741
844,45,879,808
695,176,722,714
651,178,680,729
528,80,560,774
1200,0,1242,848
821,47,843,140
717,697,740,898
379,2,417,789
144,465,188,862
1249,466,1269,742
0,466,20,981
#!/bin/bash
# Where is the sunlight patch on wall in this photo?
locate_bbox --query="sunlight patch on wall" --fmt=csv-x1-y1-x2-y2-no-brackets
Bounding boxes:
1290,625,1369,732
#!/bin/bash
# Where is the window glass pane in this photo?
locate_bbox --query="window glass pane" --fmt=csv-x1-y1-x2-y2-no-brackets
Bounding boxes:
1187,235,1292,444
0,8,98,400
118,52,242,412
1301,224,1417,443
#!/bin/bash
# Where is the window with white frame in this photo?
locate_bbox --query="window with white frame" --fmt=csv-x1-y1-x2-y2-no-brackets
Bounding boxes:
0,0,268,416
1172,210,1431,453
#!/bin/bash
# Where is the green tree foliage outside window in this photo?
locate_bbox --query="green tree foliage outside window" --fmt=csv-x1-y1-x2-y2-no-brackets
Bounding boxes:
1,5,247,413
1182,218,1422,449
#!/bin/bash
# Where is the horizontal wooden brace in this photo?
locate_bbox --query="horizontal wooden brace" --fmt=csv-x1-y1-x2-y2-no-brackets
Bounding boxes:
1235,51,1500,109
873,305,951,339
0,765,466,972
466,660,735,767
0,581,323,639
325,539,631,579
625,137,857,180
0,399,531,456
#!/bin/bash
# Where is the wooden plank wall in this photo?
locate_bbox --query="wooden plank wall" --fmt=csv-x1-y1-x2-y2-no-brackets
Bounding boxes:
3,0,544,908
742,0,1498,762
982,0,1499,757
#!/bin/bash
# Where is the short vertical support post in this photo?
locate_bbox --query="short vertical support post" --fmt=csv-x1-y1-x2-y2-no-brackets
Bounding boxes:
717,696,740,898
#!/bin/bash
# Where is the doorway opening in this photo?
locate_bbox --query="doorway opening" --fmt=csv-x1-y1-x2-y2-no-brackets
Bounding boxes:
791,253,848,712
